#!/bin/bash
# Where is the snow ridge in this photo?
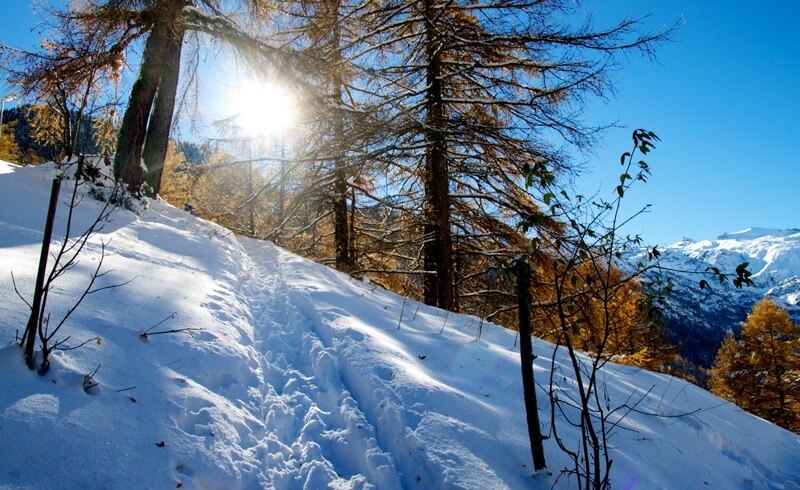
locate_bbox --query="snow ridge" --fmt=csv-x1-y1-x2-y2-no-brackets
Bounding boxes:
717,227,800,240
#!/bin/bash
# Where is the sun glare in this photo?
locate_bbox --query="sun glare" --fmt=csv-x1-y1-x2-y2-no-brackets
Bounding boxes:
229,80,297,137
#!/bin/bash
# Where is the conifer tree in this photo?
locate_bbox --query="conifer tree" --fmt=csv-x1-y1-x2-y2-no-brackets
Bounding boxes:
53,0,298,197
340,0,675,310
710,298,800,432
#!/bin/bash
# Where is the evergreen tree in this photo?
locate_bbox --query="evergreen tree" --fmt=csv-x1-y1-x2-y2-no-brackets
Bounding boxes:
710,298,800,432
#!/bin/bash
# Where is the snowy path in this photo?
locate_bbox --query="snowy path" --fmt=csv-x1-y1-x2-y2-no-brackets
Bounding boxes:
240,240,401,489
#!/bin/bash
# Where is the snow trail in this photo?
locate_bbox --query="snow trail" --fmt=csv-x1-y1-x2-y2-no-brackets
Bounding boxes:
239,239,401,489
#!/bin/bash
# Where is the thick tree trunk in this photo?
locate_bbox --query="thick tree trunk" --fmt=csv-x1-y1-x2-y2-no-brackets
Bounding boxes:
333,161,351,270
422,0,456,310
332,84,353,272
324,0,353,273
113,20,170,195
142,27,185,196
349,186,357,263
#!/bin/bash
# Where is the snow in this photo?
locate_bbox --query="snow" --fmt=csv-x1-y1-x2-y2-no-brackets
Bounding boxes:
717,227,800,241
665,227,800,289
1,160,799,489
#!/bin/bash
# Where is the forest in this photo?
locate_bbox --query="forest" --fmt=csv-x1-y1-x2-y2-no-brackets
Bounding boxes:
0,0,798,487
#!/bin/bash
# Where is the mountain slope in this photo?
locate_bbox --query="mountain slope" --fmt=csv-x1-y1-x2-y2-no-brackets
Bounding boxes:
631,229,800,366
1,161,798,489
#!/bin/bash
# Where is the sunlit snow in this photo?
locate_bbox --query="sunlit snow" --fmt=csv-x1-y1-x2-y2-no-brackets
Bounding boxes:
0,161,798,488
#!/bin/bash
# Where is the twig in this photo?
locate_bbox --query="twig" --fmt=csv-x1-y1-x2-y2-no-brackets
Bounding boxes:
140,311,178,337
53,335,100,351
439,310,450,334
412,301,422,320
157,359,183,369
10,271,32,309
141,327,203,338
397,296,407,330
475,317,485,341
83,364,101,393
86,363,100,378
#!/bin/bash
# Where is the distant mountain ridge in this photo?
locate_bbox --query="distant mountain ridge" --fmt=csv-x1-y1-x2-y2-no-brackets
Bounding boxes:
630,227,800,366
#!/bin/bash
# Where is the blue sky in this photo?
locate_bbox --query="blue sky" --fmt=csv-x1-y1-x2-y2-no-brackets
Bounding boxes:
577,1,800,245
1,1,798,246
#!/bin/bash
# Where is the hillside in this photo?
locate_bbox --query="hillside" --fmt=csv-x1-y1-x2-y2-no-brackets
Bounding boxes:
1,161,798,489
630,229,800,366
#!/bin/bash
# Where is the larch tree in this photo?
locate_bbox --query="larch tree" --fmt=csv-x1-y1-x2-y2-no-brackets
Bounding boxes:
112,0,186,196
528,260,675,371
64,0,300,198
342,0,674,310
273,0,362,272
1,3,133,163
710,298,800,432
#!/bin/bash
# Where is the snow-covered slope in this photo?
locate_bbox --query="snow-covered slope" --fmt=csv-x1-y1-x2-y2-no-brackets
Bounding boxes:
630,229,800,366
1,161,799,489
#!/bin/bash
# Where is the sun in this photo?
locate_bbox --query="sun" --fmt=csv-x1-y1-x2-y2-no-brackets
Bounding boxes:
228,79,297,137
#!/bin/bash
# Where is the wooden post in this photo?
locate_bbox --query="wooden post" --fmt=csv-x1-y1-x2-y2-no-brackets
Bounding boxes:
24,175,62,369
515,259,546,471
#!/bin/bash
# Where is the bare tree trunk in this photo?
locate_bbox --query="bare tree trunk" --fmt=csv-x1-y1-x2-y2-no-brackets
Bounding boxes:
320,0,353,273
422,0,455,310
142,27,185,196
113,19,169,195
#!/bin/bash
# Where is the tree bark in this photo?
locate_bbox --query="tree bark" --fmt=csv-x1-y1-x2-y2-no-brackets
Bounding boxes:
142,27,184,196
422,0,456,310
333,154,352,270
349,186,357,265
113,19,170,195
321,0,353,273
332,82,353,271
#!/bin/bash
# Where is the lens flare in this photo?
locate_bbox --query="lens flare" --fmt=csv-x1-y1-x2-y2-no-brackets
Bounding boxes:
229,79,297,137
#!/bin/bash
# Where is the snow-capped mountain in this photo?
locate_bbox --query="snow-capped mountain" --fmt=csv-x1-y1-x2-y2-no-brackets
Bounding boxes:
632,228,800,366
